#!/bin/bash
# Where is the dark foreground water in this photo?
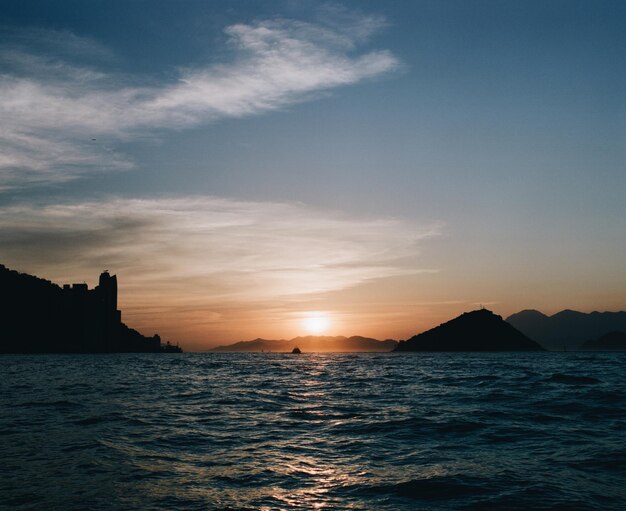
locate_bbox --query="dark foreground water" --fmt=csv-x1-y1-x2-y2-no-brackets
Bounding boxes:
1,353,625,511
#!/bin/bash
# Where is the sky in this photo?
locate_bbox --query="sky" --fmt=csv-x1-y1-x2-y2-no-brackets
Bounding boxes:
1,0,625,350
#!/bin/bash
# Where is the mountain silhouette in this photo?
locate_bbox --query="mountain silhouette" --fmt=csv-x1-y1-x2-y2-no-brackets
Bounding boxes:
394,309,543,352
211,335,397,352
582,331,626,351
0,264,179,353
506,309,626,350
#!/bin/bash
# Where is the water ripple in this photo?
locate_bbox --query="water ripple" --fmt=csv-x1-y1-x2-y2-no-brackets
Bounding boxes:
1,352,625,510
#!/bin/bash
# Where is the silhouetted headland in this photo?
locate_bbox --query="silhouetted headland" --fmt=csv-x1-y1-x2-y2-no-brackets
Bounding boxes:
395,309,544,352
506,309,626,350
0,264,181,353
582,331,626,351
211,335,397,353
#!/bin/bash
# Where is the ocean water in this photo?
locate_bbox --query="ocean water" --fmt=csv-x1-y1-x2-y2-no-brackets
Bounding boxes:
1,353,625,511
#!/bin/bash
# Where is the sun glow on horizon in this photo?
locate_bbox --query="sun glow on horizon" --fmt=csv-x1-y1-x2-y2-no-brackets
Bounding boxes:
302,313,331,335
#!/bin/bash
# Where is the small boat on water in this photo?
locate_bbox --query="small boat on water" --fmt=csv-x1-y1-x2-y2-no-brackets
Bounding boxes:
291,346,301,354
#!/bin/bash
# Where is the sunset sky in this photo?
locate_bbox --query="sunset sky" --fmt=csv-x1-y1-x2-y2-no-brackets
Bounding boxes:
1,1,625,350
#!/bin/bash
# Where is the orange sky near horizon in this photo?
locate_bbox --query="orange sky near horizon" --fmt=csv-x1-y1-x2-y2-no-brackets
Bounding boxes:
2,197,625,353
114,265,626,351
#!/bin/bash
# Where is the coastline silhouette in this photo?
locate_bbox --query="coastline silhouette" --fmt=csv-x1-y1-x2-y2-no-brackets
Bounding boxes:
582,331,626,351
0,264,180,353
4,263,626,354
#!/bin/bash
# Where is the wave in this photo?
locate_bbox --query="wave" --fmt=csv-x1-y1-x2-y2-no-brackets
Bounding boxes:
547,373,601,385
15,399,83,408
367,474,491,500
2,352,625,511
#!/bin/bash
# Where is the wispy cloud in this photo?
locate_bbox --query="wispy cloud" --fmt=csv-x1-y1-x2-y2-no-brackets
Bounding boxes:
0,196,439,344
0,17,399,188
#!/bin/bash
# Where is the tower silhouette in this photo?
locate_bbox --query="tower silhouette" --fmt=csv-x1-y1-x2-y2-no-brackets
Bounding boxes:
96,271,122,350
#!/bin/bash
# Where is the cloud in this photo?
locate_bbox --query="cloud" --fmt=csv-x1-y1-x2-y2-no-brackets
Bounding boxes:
0,196,440,343
0,17,399,188
0,26,116,62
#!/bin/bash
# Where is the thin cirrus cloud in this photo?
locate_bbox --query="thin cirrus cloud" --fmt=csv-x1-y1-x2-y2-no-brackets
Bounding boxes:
0,16,400,188
0,196,440,341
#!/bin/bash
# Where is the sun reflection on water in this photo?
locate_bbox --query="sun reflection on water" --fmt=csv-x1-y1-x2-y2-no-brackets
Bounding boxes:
6,353,624,510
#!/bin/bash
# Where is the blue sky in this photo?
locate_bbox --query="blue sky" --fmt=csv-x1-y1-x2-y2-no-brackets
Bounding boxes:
1,1,625,348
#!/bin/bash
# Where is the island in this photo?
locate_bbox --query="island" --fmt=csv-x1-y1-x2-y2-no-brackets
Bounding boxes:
394,309,544,352
0,264,181,353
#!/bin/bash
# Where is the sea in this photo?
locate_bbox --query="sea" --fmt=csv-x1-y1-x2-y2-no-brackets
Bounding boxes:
1,352,625,511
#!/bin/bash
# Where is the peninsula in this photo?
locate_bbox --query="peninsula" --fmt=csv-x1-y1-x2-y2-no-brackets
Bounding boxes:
0,264,181,353
395,309,544,352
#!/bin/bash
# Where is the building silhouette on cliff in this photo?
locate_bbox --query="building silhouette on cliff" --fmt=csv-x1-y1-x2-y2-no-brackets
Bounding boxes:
60,270,135,352
0,264,180,353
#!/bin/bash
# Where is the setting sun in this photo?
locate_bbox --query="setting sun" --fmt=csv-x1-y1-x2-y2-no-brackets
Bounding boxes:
302,314,331,335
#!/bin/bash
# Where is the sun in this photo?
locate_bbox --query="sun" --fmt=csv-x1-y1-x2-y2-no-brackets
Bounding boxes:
302,314,331,335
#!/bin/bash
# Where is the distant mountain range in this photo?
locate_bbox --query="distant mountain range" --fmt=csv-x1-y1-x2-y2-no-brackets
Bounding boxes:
395,309,543,352
215,308,626,353
4,260,623,355
210,335,398,353
506,309,626,351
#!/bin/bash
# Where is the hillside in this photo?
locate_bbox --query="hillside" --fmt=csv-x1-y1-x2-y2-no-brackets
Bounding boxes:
0,264,178,353
506,309,626,350
395,309,543,352
582,331,626,351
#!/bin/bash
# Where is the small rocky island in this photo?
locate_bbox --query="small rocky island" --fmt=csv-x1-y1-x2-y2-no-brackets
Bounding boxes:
0,264,181,353
395,309,544,352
